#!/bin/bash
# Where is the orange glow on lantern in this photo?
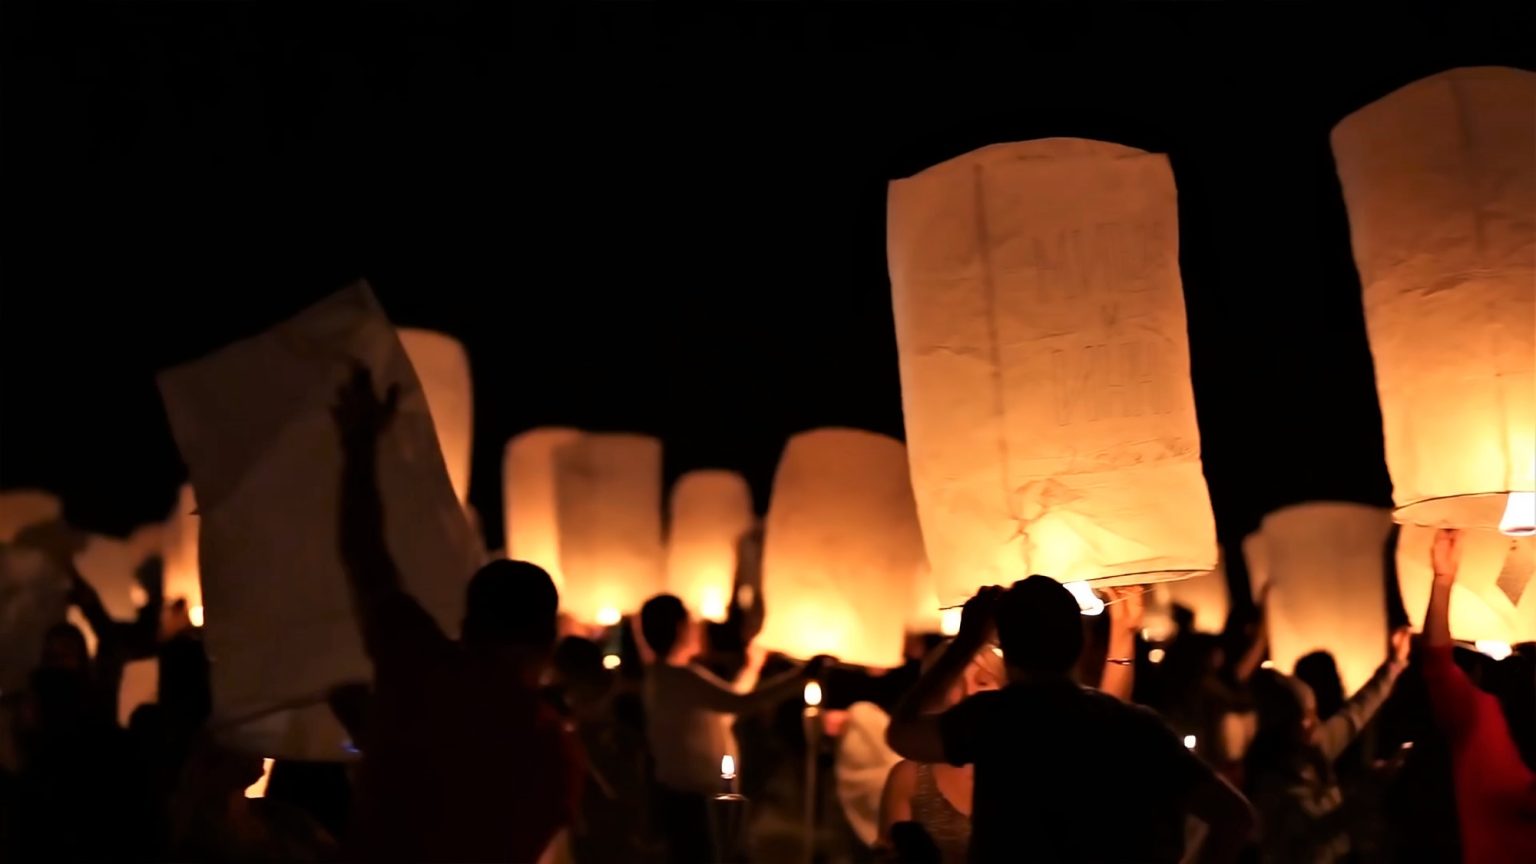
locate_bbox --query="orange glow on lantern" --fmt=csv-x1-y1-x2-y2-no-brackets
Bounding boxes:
666,470,754,623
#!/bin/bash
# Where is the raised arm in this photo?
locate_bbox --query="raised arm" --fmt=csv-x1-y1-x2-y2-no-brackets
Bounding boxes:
1421,528,1481,736
67,564,117,643
887,587,1001,764
1232,591,1270,684
122,556,165,659
676,658,810,714
1316,627,1410,762
1100,587,1143,701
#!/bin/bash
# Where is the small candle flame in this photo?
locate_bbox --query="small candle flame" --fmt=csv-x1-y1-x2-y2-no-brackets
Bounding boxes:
1183,734,1197,750
721,754,736,779
595,607,621,627
939,607,962,636
1064,581,1105,616
189,605,206,627
1148,648,1166,664
602,653,622,670
1476,640,1513,661
803,680,822,707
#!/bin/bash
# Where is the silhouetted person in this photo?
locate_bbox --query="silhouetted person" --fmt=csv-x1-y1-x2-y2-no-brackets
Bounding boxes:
887,577,1254,863
1420,528,1536,864
67,554,165,723
1245,629,1410,863
1294,652,1346,721
639,592,823,864
334,368,581,863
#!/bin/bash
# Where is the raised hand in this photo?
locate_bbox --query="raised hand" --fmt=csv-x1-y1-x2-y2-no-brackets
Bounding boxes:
332,365,400,449
957,586,1004,648
135,555,165,597
1431,528,1462,583
1390,625,1413,668
1106,586,1146,631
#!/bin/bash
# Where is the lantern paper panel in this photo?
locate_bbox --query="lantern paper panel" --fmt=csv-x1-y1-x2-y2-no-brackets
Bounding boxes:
0,490,62,542
666,470,755,622
907,561,945,635
399,328,474,506
888,138,1217,606
554,432,664,624
758,429,924,669
1397,524,1535,643
158,282,479,760
1243,531,1269,599
1332,67,1536,530
504,428,585,587
162,484,203,615
1259,502,1393,693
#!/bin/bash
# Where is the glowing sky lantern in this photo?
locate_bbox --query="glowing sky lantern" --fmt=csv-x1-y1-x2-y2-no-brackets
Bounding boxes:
1144,554,1231,639
158,282,478,759
666,469,755,622
0,489,62,542
553,432,664,624
1397,524,1534,644
888,138,1217,606
162,484,204,619
504,428,585,587
1332,67,1535,535
1258,502,1393,692
398,328,474,505
758,429,924,668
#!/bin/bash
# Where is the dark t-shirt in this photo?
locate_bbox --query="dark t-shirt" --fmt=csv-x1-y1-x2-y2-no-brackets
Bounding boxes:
348,593,581,863
940,680,1207,863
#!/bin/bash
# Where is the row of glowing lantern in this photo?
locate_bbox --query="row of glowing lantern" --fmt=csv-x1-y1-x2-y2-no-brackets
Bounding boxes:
5,67,1532,696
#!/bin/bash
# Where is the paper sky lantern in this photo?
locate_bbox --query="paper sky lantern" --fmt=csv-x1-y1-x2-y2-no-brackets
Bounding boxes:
758,429,924,668
1397,524,1534,644
159,283,478,759
1242,531,1269,599
666,469,755,622
1333,67,1536,534
0,490,62,542
1258,502,1393,692
908,561,945,634
553,432,664,624
399,328,474,505
504,427,584,586
889,138,1217,606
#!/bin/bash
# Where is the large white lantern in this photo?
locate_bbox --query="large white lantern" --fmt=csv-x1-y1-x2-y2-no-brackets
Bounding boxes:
889,138,1218,606
503,427,584,586
1397,524,1534,644
1258,502,1393,692
158,282,478,759
758,429,924,668
1332,67,1536,534
553,432,665,624
666,470,754,622
398,328,474,505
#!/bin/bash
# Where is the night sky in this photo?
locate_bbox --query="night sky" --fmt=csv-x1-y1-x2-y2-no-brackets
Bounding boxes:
3,3,1532,578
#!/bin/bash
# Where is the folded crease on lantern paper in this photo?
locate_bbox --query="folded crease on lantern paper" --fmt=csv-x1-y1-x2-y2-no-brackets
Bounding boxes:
158,282,477,760
889,139,1217,605
1333,67,1536,530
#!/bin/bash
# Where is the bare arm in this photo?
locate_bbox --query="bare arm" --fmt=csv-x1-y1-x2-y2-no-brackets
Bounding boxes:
67,565,116,642
1424,529,1459,650
875,760,917,852
676,662,805,714
1422,528,1481,736
888,589,1001,764
1232,612,1268,684
1100,587,1142,701
1316,630,1410,762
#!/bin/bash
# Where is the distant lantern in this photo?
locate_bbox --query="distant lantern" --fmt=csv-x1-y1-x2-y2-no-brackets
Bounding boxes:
1397,524,1534,644
758,429,925,669
1332,67,1536,535
888,138,1217,606
666,470,755,622
0,489,62,542
162,484,204,617
398,329,474,505
1258,502,1393,693
504,428,585,586
553,432,665,625
1145,554,1231,639
1243,531,1270,599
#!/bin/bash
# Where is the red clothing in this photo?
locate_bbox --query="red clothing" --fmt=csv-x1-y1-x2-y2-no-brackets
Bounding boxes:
349,593,581,863
1421,646,1536,864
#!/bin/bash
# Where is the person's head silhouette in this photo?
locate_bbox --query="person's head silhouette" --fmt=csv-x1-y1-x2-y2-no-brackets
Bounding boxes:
461,559,559,654
40,622,90,672
639,593,697,664
995,575,1083,679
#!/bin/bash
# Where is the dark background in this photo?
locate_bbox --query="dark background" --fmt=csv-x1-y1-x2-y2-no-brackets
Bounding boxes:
2,2,1532,574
